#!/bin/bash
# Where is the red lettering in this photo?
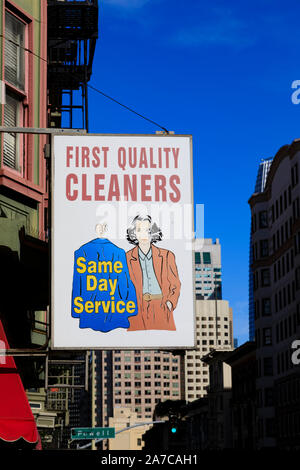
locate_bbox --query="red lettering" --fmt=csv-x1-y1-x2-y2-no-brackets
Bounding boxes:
66,146,73,167
82,174,91,200
128,147,137,168
92,147,100,168
81,147,90,167
155,175,167,201
139,147,148,168
149,148,156,168
102,147,109,168
124,175,137,201
95,174,105,201
172,148,180,169
108,174,120,201
169,175,181,202
66,174,78,201
141,175,152,201
163,148,171,168
158,148,162,168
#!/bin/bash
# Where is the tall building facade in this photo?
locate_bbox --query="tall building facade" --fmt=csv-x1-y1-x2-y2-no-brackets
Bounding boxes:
184,238,233,402
249,159,273,341
194,239,222,300
97,349,184,442
0,0,48,448
249,140,300,448
184,300,233,402
0,0,48,352
0,0,99,448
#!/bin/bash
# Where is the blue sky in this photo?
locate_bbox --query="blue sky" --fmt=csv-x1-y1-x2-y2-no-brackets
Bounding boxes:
85,0,300,344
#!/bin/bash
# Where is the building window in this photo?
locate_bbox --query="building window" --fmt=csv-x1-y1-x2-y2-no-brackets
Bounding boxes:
293,197,300,221
259,211,268,228
5,11,25,90
263,328,272,346
252,214,257,233
261,269,270,287
195,252,201,264
296,266,300,291
3,10,27,172
260,239,269,258
203,252,211,264
291,163,299,188
262,298,271,316
263,357,273,376
265,418,275,438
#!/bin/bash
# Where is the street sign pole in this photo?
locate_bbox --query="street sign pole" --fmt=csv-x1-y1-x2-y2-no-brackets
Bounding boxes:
91,351,96,450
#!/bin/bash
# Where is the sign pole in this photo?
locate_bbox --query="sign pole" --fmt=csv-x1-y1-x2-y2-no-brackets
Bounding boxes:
91,350,96,450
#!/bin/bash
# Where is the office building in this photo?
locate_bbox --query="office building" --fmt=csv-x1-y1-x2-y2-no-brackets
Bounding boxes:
108,407,152,450
248,140,300,448
224,341,256,449
97,349,184,443
249,158,273,340
184,300,233,402
194,238,222,300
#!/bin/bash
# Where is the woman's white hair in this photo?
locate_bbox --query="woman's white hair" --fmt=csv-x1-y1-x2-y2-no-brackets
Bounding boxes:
127,215,162,246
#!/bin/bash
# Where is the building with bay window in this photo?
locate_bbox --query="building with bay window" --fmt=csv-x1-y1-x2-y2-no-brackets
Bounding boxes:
248,140,300,449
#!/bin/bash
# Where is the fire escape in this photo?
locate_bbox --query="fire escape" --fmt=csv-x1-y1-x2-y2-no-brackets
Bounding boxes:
47,0,98,131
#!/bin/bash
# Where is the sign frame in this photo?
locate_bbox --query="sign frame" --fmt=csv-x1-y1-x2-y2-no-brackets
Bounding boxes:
50,133,196,351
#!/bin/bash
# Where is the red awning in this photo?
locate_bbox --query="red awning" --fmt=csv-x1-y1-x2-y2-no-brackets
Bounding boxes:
0,320,39,444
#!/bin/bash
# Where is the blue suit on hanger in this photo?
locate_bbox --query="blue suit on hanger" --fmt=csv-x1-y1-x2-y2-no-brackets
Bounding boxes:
71,238,137,332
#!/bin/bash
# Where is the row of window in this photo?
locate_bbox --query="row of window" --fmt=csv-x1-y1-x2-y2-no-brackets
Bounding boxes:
253,207,299,262
254,419,269,446
276,349,298,375
252,211,268,232
275,309,300,343
277,413,300,439
114,365,179,371
195,274,221,278
195,252,212,264
253,268,271,289
274,281,297,312
201,323,228,329
114,373,179,381
187,370,207,376
114,356,177,363
274,248,295,282
198,316,229,322
272,217,294,253
113,350,175,356
187,373,208,380
271,187,293,223
255,327,272,347
256,387,273,407
254,298,271,318
195,267,221,272
257,350,298,378
277,377,300,406
252,178,298,238
115,381,179,388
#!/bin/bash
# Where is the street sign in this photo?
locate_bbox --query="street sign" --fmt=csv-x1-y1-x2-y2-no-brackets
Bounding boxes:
71,427,115,440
